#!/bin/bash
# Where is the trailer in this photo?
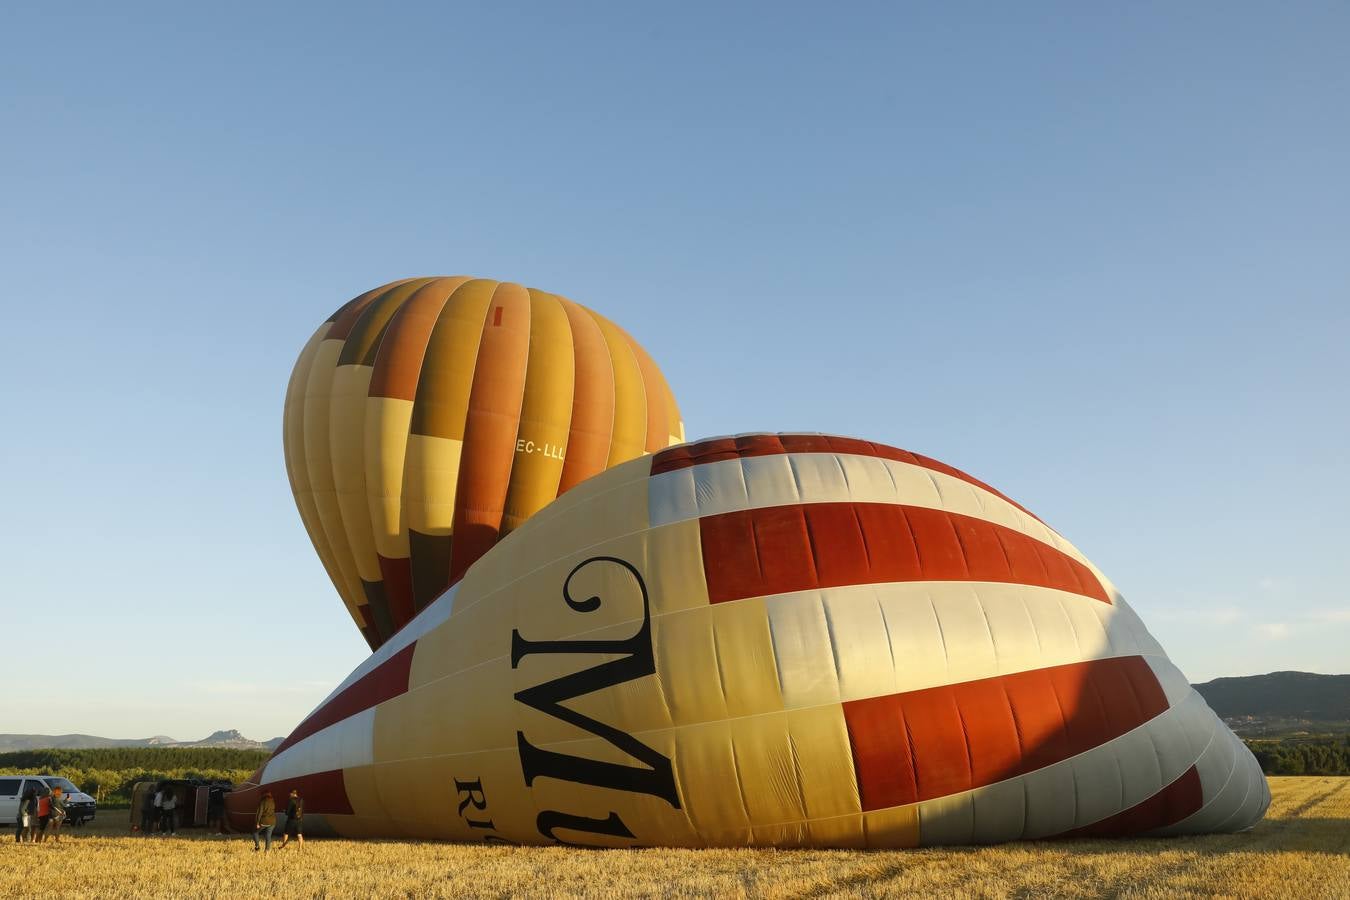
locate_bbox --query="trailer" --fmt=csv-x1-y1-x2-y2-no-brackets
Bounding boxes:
129,780,232,833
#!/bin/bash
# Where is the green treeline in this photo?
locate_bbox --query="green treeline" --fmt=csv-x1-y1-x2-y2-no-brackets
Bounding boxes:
1246,737,1350,775
0,748,269,808
2,740,1346,810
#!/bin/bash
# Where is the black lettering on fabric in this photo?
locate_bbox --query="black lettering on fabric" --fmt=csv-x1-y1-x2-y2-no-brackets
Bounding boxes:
511,556,682,842
452,776,517,844
455,778,488,815
536,809,636,846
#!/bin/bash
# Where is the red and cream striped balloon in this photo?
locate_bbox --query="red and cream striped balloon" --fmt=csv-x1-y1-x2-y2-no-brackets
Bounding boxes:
231,433,1268,846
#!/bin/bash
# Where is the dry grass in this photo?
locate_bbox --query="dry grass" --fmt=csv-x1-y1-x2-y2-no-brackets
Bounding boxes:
2,777,1346,899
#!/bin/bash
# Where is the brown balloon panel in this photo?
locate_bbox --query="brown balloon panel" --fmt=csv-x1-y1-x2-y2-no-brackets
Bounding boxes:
283,277,685,650
231,433,1269,848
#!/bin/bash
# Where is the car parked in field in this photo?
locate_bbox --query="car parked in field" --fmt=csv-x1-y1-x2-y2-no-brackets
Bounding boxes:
0,775,97,827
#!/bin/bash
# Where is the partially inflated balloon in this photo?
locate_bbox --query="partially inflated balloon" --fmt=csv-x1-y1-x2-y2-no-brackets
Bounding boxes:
231,433,1267,847
284,277,684,649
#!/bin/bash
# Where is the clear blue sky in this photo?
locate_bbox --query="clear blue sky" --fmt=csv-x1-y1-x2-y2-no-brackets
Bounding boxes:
3,3,1346,741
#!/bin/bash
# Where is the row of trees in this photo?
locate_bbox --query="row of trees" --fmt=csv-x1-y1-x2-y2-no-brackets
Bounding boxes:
4,740,1346,807
1245,737,1350,775
0,748,269,807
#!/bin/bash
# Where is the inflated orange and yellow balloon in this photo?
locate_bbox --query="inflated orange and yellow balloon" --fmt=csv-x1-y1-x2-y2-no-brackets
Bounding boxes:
283,277,684,649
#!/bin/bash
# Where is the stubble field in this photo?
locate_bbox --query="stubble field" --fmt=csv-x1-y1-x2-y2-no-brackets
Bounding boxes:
1,777,1346,899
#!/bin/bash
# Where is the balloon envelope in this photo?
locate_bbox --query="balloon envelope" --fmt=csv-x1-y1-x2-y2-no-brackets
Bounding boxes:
284,277,684,649
234,433,1268,846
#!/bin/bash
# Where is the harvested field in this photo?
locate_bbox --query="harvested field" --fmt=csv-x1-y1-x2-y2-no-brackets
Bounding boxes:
2,777,1346,898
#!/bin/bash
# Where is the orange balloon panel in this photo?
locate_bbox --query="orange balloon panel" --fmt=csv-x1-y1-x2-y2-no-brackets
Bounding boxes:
230,434,1268,848
283,277,685,649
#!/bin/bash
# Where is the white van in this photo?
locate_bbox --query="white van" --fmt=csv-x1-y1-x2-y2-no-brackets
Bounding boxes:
0,776,44,828
0,775,98,827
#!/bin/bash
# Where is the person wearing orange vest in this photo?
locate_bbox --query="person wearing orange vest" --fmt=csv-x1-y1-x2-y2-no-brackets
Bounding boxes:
35,792,51,842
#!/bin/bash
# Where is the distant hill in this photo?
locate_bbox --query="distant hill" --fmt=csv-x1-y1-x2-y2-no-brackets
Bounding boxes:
5,673,1345,751
0,730,283,753
1193,671,1350,736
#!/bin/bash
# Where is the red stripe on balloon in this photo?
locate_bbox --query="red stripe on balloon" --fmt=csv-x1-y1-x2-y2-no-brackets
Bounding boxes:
224,768,354,827
377,554,415,630
698,501,1108,605
273,644,415,756
843,655,1168,811
651,434,1043,524
1057,766,1204,838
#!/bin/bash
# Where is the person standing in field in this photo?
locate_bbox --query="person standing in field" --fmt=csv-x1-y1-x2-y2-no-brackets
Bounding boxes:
15,787,37,843
207,786,226,835
276,789,303,849
151,784,164,833
253,791,276,852
34,790,51,842
140,786,157,835
47,787,67,843
160,785,178,836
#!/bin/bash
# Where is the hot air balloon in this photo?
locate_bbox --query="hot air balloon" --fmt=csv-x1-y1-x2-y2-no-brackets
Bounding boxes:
284,277,684,650
232,433,1268,846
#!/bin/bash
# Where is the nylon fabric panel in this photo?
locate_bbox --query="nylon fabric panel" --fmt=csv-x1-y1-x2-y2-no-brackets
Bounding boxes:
654,598,784,725
284,323,367,640
633,338,684,446
407,280,498,440
332,277,464,631
587,308,648,467
905,676,1212,843
364,278,470,626
360,579,395,643
335,279,430,366
648,451,1110,592
302,336,370,630
263,707,375,785
364,396,414,560
447,283,532,583
329,364,381,582
376,553,415,627
652,435,1043,525
1060,766,1203,838
615,325,669,452
404,280,496,606
555,299,615,494
405,435,463,610
500,291,574,535
700,502,1108,605
842,656,1168,811
366,277,469,400
1161,706,1270,835
303,282,415,632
